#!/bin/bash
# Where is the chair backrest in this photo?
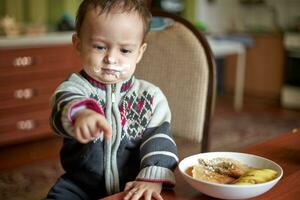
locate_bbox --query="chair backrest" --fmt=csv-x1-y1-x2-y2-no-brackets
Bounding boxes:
135,11,216,152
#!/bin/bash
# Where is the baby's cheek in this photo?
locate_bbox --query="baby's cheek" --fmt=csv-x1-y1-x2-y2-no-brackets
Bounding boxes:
122,64,135,76
81,51,100,65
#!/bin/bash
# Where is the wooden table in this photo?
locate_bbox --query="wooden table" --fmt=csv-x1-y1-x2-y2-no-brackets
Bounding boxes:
102,128,300,200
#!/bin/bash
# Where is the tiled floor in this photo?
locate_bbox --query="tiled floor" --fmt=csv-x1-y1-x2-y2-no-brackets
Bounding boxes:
0,95,299,200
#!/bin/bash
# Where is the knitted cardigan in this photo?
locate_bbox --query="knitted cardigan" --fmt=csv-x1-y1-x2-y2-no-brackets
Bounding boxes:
50,70,178,195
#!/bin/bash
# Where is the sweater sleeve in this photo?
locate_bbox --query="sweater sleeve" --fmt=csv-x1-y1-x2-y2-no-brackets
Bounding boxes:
50,74,103,138
136,87,178,187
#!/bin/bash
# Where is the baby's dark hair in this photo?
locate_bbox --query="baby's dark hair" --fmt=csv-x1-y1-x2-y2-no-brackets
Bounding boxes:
75,0,152,38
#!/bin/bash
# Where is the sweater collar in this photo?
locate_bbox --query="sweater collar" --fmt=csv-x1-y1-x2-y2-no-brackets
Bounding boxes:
80,70,134,93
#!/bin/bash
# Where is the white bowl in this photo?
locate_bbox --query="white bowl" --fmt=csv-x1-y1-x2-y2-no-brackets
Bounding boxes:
178,152,283,199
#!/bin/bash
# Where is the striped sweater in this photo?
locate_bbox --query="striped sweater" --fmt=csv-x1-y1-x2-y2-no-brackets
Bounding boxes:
50,70,178,195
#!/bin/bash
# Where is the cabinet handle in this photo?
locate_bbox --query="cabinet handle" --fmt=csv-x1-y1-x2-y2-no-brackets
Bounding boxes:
13,56,35,67
14,88,35,100
16,120,36,130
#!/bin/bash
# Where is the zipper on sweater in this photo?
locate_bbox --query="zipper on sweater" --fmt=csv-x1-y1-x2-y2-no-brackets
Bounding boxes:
109,83,119,193
111,84,116,103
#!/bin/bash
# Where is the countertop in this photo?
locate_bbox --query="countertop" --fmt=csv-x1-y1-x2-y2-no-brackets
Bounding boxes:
0,32,247,58
0,32,73,49
207,37,246,57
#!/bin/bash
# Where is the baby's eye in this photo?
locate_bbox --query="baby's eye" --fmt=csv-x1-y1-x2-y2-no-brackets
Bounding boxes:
120,48,132,54
93,45,106,51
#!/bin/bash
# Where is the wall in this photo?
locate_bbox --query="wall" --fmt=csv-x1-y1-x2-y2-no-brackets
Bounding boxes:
182,0,196,23
195,0,300,34
0,0,82,30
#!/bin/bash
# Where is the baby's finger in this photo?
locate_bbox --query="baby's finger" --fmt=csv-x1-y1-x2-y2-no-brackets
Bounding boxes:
88,123,98,138
96,118,112,140
74,127,89,144
124,182,134,191
144,190,152,200
78,137,90,144
130,188,144,200
153,192,163,200
80,126,90,140
123,187,138,200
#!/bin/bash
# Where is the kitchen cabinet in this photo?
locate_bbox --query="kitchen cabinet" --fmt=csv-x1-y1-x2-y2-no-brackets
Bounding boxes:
224,33,284,101
0,44,81,146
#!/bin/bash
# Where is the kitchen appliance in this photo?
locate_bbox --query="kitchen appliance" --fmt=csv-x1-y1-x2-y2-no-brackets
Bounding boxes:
281,33,300,109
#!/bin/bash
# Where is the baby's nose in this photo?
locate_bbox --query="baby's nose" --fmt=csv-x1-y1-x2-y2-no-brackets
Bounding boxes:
108,56,116,64
105,50,117,64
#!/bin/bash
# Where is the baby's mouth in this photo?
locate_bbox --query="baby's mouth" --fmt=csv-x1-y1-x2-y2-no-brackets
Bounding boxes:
102,68,121,75
93,64,130,75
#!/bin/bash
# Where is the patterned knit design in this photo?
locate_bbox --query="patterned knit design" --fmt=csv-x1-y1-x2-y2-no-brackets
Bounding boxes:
120,91,153,140
90,93,106,110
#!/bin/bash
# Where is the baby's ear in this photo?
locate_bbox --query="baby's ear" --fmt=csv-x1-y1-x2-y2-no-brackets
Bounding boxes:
136,43,147,63
72,33,81,55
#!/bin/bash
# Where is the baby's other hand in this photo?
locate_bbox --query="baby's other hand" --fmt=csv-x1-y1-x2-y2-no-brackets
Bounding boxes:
124,181,163,200
73,109,111,143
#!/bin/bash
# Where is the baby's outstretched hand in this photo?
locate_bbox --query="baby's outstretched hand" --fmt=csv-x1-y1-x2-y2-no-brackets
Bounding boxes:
124,181,163,200
73,109,111,143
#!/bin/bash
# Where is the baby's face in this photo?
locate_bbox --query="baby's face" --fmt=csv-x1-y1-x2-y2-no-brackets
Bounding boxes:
73,7,146,84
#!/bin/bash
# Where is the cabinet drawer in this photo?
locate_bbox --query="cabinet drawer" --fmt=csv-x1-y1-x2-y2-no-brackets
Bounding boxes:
0,78,65,111
0,108,53,146
0,45,77,80
0,45,73,68
1,67,74,85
